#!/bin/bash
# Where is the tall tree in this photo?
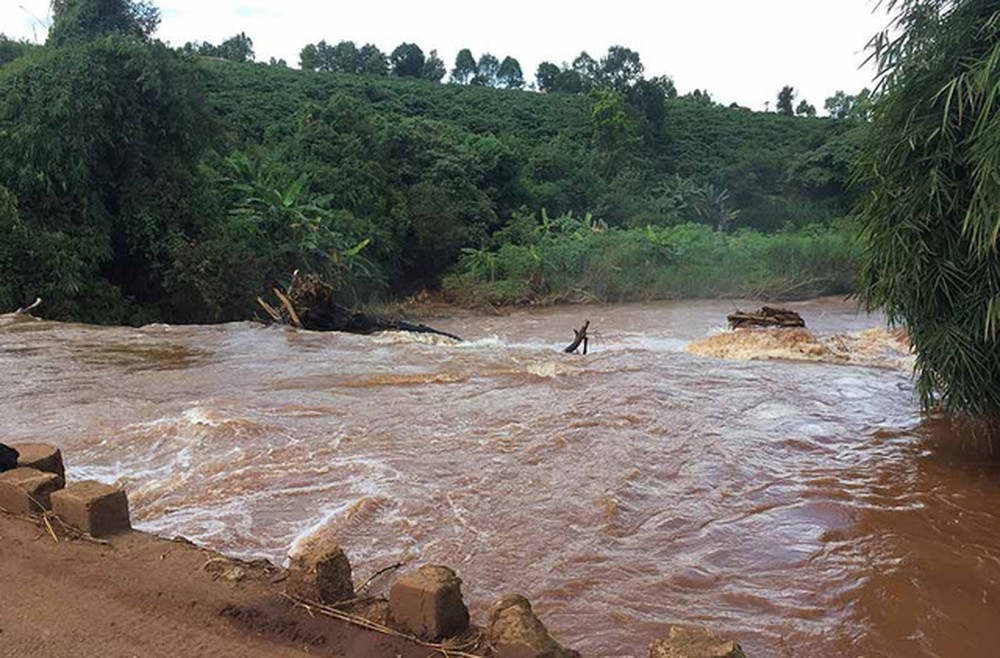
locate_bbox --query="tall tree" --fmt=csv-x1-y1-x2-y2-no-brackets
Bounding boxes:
497,56,524,89
390,42,425,78
299,42,322,70
776,85,795,115
600,45,644,91
422,49,446,82
572,51,599,90
824,89,873,120
48,0,160,45
795,99,816,117
214,32,254,62
359,43,387,76
331,40,360,73
451,48,477,84
649,75,677,99
857,0,1000,418
535,61,559,91
472,53,499,86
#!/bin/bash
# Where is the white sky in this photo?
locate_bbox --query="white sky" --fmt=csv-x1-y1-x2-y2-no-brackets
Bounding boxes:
4,1,889,111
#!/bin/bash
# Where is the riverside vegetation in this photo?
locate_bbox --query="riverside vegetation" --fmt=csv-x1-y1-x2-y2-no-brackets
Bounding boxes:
0,0,866,325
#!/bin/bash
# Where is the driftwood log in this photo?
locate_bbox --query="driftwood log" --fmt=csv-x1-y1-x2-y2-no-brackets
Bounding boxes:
727,306,805,330
258,272,462,341
564,320,590,354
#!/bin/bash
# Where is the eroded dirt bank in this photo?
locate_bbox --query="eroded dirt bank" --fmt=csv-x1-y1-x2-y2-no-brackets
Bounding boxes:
0,511,427,658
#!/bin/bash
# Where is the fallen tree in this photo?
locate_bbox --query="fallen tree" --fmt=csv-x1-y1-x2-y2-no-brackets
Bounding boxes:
258,272,463,341
727,306,805,330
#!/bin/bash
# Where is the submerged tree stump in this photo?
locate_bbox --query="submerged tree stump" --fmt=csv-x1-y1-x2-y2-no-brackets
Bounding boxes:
727,306,805,330
258,272,462,341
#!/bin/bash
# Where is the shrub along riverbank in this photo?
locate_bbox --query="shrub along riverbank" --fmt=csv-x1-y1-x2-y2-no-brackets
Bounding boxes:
443,216,858,307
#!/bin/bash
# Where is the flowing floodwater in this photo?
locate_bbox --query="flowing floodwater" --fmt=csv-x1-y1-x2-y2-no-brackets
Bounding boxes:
2,297,1000,657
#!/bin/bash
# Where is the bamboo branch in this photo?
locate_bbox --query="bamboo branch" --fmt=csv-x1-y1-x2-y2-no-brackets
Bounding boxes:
272,288,303,328
256,296,283,323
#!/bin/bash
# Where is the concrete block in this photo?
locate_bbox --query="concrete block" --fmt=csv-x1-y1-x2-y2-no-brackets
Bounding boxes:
51,480,131,537
11,443,65,480
0,468,64,515
487,593,580,658
648,626,747,658
286,534,354,604
390,565,469,641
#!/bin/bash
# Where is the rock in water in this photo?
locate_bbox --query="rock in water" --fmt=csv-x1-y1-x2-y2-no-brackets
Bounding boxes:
487,593,580,658
648,626,747,658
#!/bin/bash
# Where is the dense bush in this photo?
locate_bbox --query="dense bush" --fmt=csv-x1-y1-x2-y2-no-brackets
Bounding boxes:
443,214,857,306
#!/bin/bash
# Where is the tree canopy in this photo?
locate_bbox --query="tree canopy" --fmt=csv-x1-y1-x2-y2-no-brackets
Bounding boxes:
777,85,795,116
48,0,160,45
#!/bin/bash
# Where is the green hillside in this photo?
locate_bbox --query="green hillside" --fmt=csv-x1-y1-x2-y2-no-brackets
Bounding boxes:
0,11,863,324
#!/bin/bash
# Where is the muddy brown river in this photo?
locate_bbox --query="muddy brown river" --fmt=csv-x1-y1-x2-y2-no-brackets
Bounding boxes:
2,297,999,657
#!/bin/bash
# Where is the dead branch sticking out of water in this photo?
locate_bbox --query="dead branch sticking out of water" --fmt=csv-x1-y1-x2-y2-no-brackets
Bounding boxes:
727,306,805,330
258,272,462,341
13,298,42,316
564,320,590,354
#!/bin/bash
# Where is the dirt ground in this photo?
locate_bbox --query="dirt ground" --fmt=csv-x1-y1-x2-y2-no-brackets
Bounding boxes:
0,511,431,658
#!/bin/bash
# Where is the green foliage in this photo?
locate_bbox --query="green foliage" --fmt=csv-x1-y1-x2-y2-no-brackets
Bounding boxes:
497,56,524,89
300,40,389,75
795,99,817,117
0,35,36,67
857,0,1000,418
183,32,254,62
535,61,560,91
451,48,477,84
390,43,425,78
589,89,638,154
473,53,499,86
444,217,857,305
0,33,218,322
0,16,861,324
824,89,872,120
201,60,850,235
423,49,446,82
777,85,796,115
538,46,646,94
601,45,644,91
48,0,160,46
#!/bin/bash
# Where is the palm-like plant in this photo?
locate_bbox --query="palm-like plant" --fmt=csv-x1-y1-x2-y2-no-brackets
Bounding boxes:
857,0,1000,417
224,152,380,300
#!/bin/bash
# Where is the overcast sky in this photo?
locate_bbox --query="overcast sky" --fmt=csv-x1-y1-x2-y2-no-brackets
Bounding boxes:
4,1,889,111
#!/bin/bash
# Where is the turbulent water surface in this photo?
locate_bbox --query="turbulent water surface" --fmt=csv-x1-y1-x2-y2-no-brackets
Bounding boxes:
2,297,1000,657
